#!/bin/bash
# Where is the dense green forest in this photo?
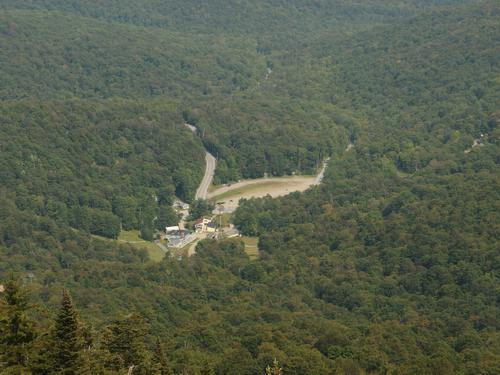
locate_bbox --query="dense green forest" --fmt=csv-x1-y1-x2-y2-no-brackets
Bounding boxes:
1,0,499,374
0,0,467,37
0,10,265,100
0,99,204,238
0,9,343,183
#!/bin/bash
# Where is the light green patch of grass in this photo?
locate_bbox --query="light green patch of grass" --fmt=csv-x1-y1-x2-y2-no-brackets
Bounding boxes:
118,230,142,242
396,170,412,178
240,236,259,260
117,230,166,262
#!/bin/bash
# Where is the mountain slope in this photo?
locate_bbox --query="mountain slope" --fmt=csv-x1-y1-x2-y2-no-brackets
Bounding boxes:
0,1,499,374
0,10,264,100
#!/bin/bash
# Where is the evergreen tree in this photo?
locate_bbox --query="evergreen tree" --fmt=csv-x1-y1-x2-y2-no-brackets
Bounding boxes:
53,289,81,374
0,278,36,373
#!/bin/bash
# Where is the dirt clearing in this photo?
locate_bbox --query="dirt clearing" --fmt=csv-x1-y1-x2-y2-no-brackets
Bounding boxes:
208,174,320,212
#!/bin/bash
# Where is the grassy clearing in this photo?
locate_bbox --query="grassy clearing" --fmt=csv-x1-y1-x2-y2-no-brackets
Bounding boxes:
118,230,166,262
240,236,259,259
118,230,143,242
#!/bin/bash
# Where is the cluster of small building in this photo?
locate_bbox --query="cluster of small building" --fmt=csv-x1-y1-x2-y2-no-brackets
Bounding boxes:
165,216,240,248
166,199,240,249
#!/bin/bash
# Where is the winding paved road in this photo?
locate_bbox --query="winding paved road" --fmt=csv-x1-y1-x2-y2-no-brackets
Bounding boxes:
184,123,217,200
195,151,216,200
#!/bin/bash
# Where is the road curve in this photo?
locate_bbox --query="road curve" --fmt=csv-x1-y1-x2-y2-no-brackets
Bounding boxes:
183,123,217,200
195,151,216,200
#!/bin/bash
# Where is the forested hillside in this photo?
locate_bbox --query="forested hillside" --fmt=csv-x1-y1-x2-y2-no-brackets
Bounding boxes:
1,0,499,374
0,10,264,100
1,0,469,37
0,9,343,183
0,99,204,238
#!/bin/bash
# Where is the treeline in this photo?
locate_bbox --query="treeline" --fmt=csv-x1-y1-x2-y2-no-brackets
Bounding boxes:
227,2,500,373
3,192,499,374
0,100,204,238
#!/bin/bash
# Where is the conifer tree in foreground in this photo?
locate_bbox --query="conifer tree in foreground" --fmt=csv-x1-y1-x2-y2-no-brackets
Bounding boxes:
0,278,36,373
53,289,81,374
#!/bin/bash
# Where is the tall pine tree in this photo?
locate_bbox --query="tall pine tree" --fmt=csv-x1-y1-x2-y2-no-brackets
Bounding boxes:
53,289,81,374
